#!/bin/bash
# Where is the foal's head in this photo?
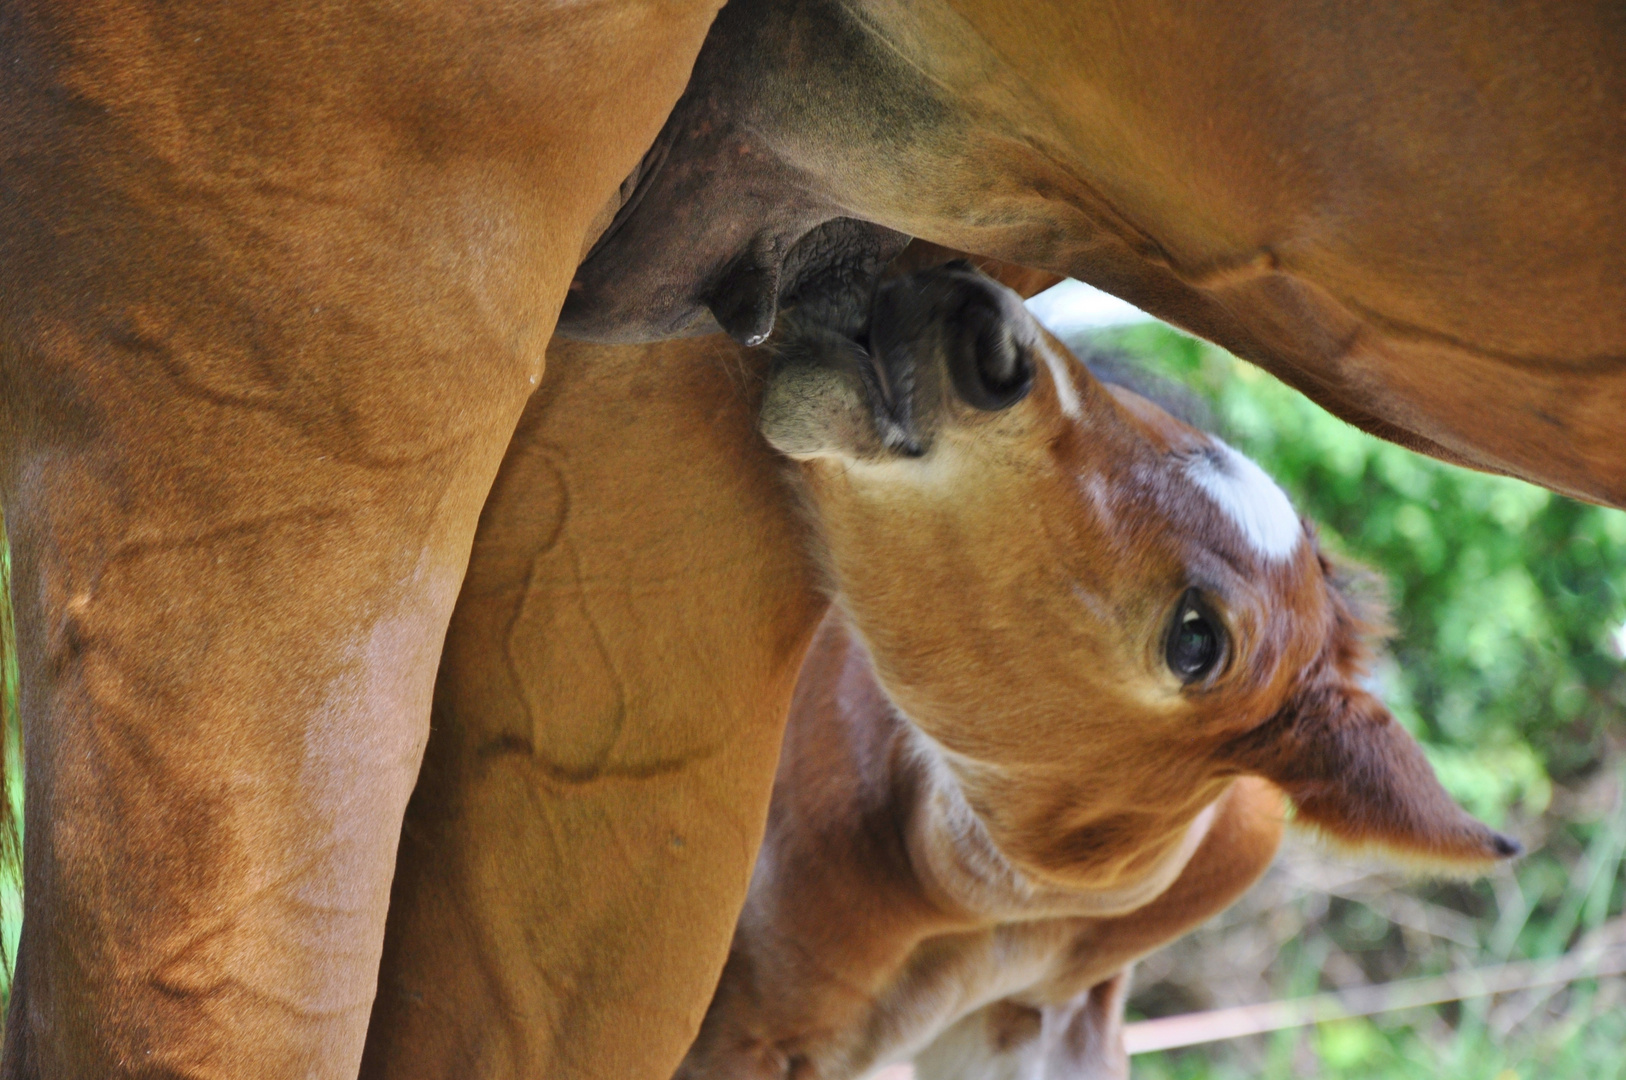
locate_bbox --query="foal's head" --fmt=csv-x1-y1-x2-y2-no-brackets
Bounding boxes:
762,263,1517,893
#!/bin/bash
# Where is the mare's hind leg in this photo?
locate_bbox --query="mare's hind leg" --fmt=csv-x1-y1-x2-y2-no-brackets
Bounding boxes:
912,977,1131,1080
362,336,826,1080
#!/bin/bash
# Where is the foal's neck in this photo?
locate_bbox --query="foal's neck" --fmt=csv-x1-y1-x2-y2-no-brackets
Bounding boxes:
767,611,1221,949
895,704,1221,926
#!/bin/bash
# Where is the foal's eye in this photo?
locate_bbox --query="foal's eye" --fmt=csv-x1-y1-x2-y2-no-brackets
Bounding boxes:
1166,590,1225,683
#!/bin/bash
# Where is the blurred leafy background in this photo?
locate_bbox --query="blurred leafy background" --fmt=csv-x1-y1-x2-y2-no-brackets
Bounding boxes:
0,320,1623,1073
1071,322,1626,1080
0,511,19,996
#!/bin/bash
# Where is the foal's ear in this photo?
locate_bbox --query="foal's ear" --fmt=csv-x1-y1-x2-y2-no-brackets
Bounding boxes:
1232,687,1521,870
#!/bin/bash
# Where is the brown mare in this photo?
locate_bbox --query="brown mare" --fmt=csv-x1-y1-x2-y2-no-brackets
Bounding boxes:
0,0,1618,1075
565,0,1626,507
359,251,1056,1079
0,3,724,1074
676,262,1514,1080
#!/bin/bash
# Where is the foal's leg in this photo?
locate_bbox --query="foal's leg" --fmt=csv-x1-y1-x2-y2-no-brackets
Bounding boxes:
0,3,716,1074
362,337,825,1079
913,780,1284,1080
912,979,1130,1080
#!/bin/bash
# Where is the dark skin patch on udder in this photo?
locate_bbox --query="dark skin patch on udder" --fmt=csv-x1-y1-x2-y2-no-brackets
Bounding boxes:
557,0,947,345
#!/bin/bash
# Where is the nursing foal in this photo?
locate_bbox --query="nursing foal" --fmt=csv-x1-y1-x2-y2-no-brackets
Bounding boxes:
678,264,1517,1080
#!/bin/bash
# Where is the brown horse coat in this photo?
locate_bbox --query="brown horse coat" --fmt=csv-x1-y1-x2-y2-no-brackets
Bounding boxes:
0,1,721,1074
370,262,1513,1080
362,333,824,1079
677,266,1513,1080
362,253,1060,1080
565,0,1626,507
680,614,1285,1080
2,0,1616,1074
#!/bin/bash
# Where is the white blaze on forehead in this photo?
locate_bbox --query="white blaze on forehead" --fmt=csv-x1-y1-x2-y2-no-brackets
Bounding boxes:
1186,440,1303,561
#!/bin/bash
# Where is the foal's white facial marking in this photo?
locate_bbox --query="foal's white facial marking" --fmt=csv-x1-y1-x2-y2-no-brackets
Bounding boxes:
1186,441,1303,561
1036,339,1081,419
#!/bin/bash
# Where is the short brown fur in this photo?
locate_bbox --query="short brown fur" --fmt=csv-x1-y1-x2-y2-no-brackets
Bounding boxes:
679,266,1513,1079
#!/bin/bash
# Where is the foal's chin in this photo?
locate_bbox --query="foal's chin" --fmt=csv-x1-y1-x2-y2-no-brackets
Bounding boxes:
759,319,930,464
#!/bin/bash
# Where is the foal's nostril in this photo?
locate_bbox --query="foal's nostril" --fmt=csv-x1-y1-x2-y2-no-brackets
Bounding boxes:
980,322,1020,385
948,308,1033,411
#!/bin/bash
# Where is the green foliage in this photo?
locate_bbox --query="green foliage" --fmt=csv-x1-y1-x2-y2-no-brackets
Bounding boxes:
1134,1001,1626,1080
0,508,17,1008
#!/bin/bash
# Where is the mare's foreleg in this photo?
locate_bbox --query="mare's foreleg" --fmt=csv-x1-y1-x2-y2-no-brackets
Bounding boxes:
0,297,537,1077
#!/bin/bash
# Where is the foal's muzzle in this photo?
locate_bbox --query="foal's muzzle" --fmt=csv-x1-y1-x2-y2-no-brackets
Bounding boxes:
870,261,1035,414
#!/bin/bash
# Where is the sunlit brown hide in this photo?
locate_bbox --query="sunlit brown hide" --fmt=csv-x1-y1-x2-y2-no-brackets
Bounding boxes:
564,0,1626,506
0,1,722,1074
371,262,1514,1080
677,265,1515,1079
362,335,824,1079
2,0,1611,1075
362,249,1048,1077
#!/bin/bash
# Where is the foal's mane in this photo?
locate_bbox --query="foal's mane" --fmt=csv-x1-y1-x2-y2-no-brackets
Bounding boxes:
1069,343,1216,434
